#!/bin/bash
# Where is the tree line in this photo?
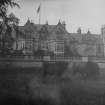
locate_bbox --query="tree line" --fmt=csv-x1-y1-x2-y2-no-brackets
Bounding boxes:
0,0,20,55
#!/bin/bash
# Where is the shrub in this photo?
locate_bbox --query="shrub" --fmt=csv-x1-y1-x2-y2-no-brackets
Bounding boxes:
43,62,68,77
84,61,100,78
72,62,100,79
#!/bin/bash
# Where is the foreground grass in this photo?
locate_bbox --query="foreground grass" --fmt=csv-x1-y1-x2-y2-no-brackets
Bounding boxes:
0,67,105,105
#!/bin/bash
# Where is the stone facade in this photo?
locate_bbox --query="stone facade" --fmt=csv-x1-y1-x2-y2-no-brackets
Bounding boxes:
13,19,104,57
13,19,66,56
66,29,104,57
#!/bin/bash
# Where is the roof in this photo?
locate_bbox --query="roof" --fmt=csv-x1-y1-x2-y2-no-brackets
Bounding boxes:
67,33,103,44
17,19,103,45
18,20,68,40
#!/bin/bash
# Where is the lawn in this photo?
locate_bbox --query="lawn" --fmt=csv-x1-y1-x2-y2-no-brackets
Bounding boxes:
0,66,105,105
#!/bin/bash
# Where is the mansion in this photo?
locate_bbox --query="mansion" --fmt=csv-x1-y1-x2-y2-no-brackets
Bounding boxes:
12,19,105,57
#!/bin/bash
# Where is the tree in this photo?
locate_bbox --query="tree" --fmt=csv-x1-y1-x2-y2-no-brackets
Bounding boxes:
8,12,20,39
7,12,19,48
0,0,20,19
8,12,19,26
0,0,20,55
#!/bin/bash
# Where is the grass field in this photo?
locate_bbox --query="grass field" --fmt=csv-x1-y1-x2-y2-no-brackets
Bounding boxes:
0,66,105,105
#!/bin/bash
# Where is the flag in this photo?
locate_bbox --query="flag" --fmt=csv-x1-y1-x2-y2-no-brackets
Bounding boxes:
37,4,41,14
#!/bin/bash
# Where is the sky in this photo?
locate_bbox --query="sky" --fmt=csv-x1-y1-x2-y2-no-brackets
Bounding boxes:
9,0,105,34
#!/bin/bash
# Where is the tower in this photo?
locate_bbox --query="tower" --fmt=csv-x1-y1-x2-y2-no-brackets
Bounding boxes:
101,25,105,44
101,25,105,56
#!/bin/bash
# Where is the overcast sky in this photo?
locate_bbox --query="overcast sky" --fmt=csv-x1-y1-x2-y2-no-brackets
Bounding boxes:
9,0,105,34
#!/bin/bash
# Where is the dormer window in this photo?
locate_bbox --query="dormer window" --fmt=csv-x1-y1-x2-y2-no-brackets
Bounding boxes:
25,18,31,26
57,19,62,25
87,29,91,34
77,27,81,34
45,20,48,25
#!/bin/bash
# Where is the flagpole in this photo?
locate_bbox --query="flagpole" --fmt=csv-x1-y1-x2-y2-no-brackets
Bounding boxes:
39,4,41,24
38,3,41,24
